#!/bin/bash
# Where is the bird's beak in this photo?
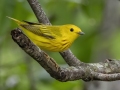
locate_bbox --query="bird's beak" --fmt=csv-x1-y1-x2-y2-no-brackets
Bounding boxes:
78,32,85,35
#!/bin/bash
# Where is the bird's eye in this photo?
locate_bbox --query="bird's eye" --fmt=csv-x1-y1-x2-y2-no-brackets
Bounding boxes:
70,28,74,32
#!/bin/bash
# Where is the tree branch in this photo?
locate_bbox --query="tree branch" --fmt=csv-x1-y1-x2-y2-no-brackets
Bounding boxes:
27,0,51,25
11,29,120,81
10,0,120,81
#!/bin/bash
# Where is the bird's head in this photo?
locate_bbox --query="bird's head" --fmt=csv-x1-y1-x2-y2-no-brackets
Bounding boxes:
62,24,84,42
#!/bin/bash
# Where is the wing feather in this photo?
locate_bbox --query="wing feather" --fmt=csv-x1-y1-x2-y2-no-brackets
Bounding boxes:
20,23,55,39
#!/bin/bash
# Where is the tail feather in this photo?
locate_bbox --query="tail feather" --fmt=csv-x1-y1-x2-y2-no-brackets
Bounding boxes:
7,16,26,25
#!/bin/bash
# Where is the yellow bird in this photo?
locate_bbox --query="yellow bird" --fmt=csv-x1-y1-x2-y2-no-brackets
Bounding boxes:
8,16,84,52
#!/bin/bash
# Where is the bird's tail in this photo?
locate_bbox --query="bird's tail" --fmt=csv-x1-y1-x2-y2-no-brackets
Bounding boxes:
7,16,26,25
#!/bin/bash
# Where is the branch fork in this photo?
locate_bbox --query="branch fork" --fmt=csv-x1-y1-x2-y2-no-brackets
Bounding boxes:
10,0,120,82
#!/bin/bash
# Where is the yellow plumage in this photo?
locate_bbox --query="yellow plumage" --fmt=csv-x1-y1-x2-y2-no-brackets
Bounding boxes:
8,16,84,52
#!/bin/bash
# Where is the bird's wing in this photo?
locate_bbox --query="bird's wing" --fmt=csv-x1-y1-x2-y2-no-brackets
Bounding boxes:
20,21,56,39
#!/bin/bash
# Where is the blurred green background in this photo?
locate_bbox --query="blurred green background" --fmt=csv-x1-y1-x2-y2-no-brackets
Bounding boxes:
0,0,120,90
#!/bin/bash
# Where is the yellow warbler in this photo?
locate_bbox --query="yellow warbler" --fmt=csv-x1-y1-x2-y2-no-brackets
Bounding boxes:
8,16,84,52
